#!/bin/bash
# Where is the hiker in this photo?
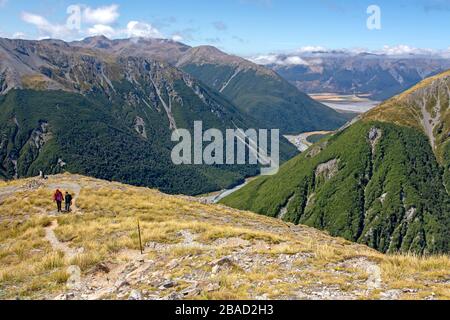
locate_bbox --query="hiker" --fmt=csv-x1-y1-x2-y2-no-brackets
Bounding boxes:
53,189,63,212
65,192,73,212
39,170,47,180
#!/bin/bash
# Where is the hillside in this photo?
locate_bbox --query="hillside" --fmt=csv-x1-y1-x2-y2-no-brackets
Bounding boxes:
0,37,297,194
0,174,449,300
365,69,450,188
177,46,353,134
222,71,450,255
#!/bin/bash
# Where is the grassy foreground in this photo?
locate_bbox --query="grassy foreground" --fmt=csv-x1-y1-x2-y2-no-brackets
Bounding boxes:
0,174,449,300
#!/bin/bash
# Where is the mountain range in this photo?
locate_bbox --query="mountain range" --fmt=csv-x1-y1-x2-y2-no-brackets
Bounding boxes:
0,37,352,194
255,51,450,101
72,37,353,133
222,70,450,254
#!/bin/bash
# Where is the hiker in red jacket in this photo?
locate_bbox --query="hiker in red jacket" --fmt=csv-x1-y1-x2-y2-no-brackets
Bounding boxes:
53,189,63,213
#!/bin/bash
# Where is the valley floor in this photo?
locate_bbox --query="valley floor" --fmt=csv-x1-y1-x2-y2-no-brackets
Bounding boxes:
0,174,449,300
311,93,380,113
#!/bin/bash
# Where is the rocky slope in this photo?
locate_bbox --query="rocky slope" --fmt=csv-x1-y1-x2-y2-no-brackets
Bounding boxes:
222,71,450,254
0,174,449,300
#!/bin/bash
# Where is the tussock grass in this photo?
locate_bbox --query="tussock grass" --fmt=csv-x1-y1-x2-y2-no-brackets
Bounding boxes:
70,252,103,271
0,175,449,300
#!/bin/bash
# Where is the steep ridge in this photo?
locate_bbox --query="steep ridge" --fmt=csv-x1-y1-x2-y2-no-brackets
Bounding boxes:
222,71,450,254
365,70,450,160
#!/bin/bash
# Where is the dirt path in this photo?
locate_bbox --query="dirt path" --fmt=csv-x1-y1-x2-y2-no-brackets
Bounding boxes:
44,220,78,259
44,182,85,292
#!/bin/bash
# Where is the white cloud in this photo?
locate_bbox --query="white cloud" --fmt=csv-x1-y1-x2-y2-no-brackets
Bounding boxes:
249,44,450,66
83,4,120,25
21,12,75,39
249,54,279,65
21,12,50,28
172,34,184,42
378,45,436,56
296,46,327,53
284,56,308,65
12,32,26,39
87,24,116,38
20,4,163,41
380,45,417,55
86,21,163,39
126,21,162,39
249,54,308,66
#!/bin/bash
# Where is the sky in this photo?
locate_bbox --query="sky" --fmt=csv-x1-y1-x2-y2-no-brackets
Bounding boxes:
0,0,449,56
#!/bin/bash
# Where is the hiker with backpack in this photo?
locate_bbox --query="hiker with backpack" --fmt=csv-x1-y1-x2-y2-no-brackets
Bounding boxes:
53,189,63,213
65,192,73,212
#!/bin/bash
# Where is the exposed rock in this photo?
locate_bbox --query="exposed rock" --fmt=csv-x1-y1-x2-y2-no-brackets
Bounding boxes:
211,257,234,267
205,283,220,292
134,116,148,139
380,193,387,204
57,158,67,168
93,262,111,274
166,259,179,270
368,127,382,154
66,265,82,290
115,279,129,289
211,265,220,275
315,159,339,181
277,194,295,220
341,258,382,290
164,292,183,300
406,207,417,222
159,280,177,290
380,289,402,300
29,121,52,151
128,290,142,300
180,284,201,297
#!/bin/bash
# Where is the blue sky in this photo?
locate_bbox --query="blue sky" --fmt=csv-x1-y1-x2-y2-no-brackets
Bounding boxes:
0,0,449,56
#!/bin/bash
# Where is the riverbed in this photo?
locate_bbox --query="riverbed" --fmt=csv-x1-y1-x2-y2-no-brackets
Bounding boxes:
311,94,380,113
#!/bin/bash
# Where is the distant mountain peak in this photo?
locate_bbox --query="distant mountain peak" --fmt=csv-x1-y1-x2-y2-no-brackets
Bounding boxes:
177,45,276,77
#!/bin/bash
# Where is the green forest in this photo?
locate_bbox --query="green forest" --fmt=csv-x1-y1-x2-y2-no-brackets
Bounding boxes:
222,121,450,254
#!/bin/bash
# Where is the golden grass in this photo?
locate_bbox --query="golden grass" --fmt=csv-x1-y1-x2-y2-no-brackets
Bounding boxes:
21,74,51,91
0,174,449,300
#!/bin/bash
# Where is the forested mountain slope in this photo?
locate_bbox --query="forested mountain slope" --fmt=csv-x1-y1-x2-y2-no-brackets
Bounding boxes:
222,71,450,254
0,38,297,194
